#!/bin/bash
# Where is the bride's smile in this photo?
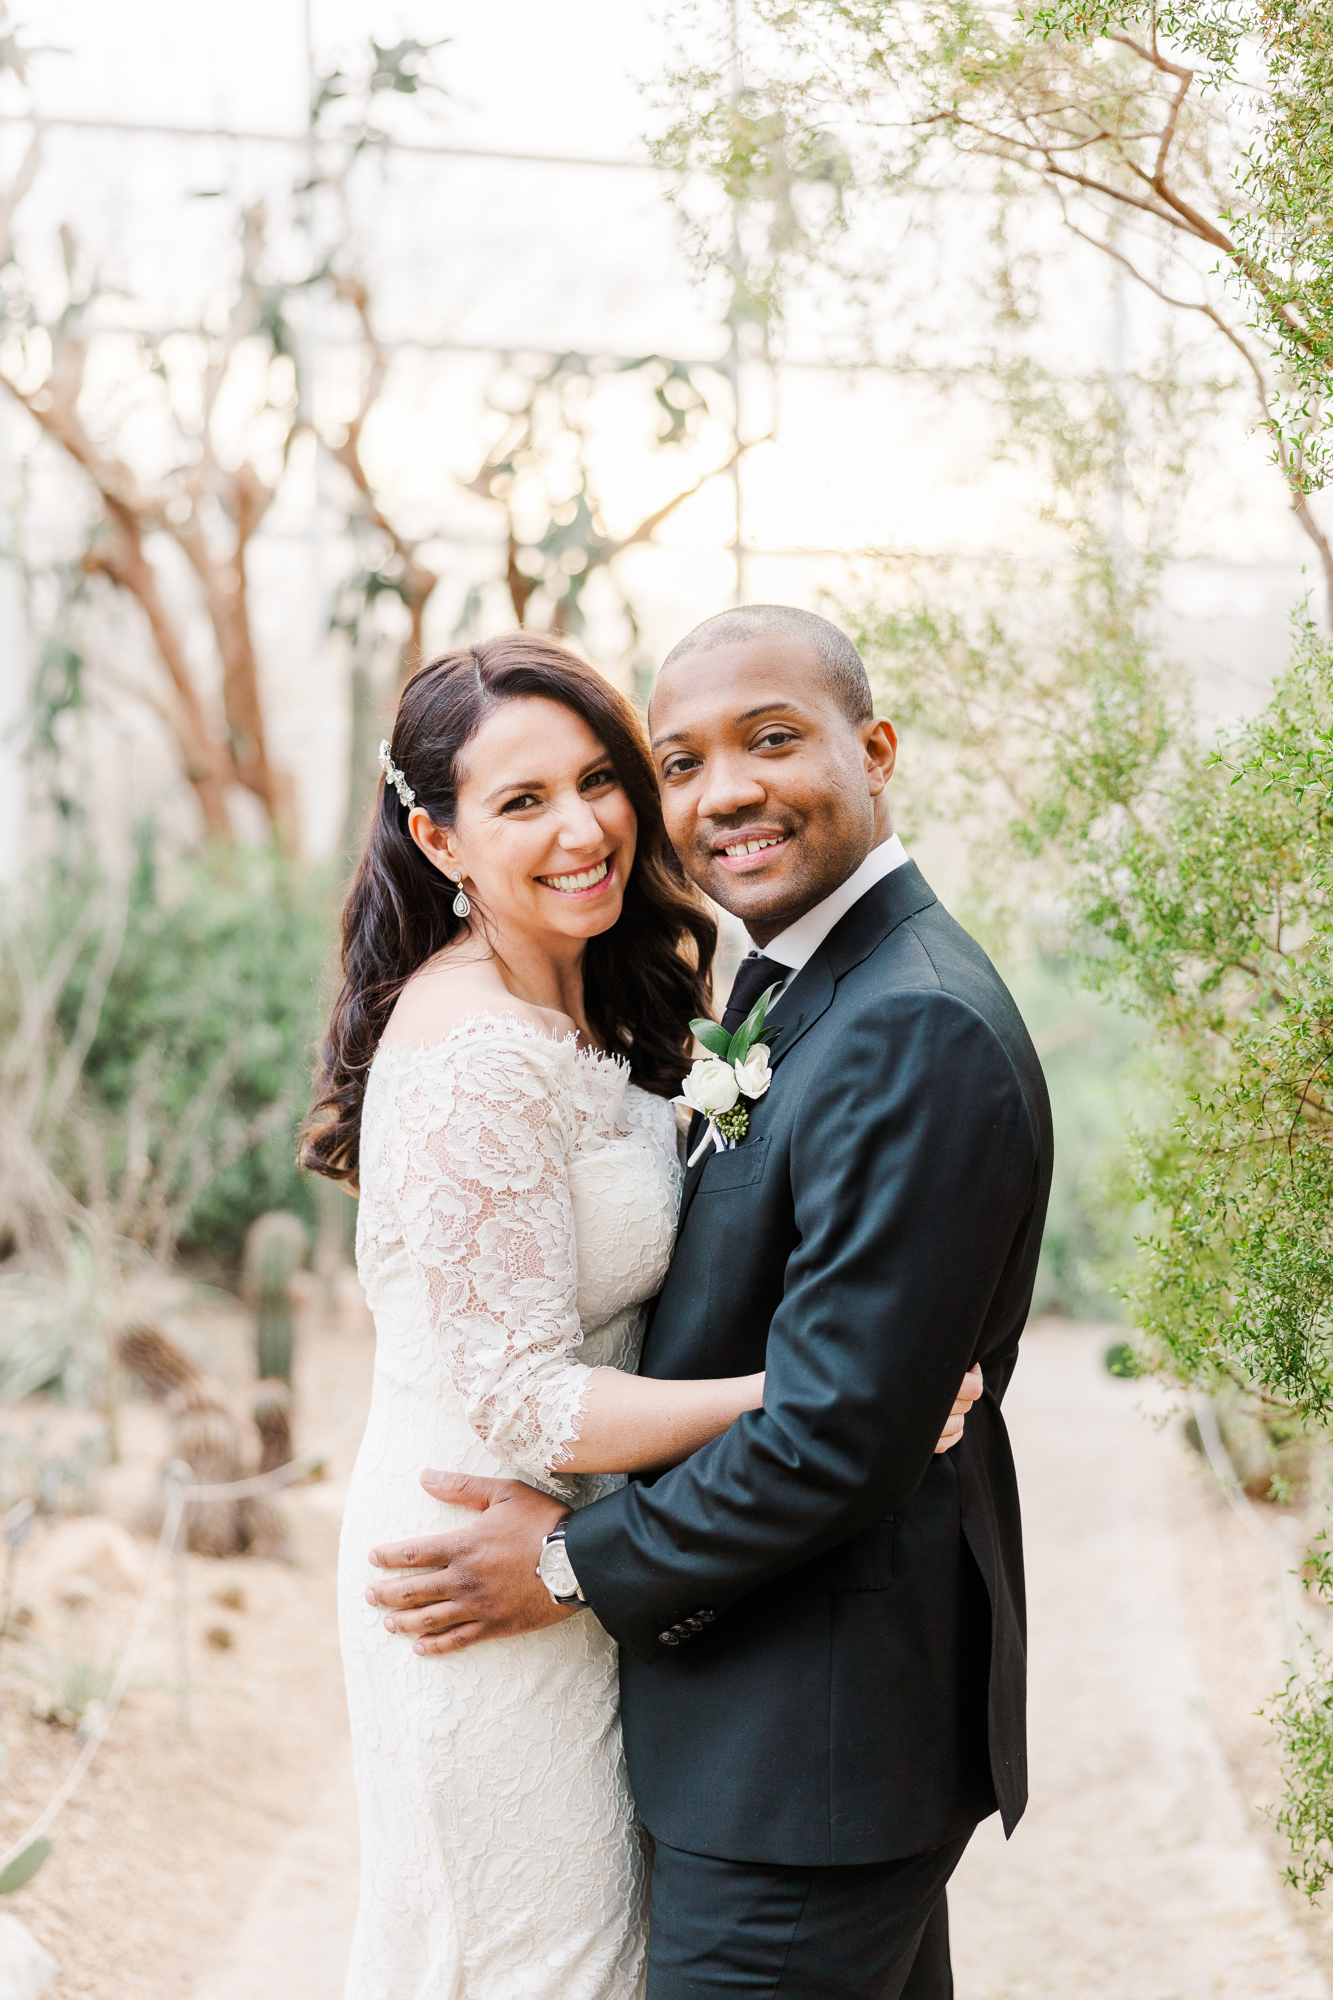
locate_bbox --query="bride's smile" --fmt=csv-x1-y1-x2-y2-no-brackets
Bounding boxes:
410,693,638,953
538,855,613,897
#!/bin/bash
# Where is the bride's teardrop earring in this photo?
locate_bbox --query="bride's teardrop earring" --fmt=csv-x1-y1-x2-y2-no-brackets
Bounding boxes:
449,869,471,920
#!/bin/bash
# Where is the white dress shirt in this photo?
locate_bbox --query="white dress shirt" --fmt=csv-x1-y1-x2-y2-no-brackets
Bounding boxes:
757,833,909,1006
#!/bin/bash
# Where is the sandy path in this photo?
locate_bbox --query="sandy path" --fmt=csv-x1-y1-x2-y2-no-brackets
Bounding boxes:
188,1751,360,2000
184,1321,1331,1999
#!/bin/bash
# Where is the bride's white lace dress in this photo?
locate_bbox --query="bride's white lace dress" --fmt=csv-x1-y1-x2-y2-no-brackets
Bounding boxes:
337,1015,681,2000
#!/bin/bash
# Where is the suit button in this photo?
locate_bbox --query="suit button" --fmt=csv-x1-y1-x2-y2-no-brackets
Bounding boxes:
659,1631,680,1647
697,1609,715,1623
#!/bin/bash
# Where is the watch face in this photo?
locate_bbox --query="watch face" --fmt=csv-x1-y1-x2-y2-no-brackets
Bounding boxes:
539,1537,580,1601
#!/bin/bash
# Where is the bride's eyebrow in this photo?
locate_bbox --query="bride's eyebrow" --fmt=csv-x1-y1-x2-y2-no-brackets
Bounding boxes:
484,777,546,804
484,754,613,806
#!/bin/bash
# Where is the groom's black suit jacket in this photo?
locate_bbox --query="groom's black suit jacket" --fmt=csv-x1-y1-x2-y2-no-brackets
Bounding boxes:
565,862,1053,1867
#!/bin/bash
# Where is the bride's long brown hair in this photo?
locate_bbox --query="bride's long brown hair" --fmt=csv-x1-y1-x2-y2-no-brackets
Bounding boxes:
300,635,716,1185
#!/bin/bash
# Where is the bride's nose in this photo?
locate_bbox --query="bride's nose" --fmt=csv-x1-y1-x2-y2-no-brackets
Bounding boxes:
553,796,606,853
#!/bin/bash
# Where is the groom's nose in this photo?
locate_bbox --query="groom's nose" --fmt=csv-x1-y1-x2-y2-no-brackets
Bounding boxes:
693,752,768,823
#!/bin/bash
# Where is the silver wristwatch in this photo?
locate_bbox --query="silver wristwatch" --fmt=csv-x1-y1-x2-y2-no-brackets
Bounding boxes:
537,1519,587,1608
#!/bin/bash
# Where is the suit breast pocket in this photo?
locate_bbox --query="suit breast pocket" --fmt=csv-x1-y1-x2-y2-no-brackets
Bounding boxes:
697,1135,770,1193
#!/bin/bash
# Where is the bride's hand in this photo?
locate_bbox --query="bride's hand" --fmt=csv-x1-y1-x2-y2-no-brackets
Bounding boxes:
934,1364,983,1454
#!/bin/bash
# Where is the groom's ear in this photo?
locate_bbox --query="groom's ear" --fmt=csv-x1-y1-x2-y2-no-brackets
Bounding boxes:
861,718,897,795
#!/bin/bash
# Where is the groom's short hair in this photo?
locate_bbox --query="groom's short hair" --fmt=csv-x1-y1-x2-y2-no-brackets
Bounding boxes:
660,605,874,726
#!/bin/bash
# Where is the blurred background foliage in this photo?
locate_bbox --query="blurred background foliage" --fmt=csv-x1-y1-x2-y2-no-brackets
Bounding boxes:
1003,962,1140,1324
71,847,330,1269
0,843,331,1275
658,0,1333,611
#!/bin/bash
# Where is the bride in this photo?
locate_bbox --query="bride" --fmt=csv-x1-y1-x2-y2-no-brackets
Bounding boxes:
300,634,973,2000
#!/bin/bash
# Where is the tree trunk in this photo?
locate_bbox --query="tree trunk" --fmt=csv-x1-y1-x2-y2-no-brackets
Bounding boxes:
84,506,234,840
396,559,439,689
171,471,297,852
506,531,536,627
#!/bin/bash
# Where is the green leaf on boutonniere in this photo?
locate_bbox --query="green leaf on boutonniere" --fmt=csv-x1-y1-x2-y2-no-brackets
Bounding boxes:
689,1018,732,1059
729,983,781,1066
688,983,783,1069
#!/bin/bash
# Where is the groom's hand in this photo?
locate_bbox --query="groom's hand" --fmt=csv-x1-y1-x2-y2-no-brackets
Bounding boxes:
934,1364,983,1453
365,1472,574,1655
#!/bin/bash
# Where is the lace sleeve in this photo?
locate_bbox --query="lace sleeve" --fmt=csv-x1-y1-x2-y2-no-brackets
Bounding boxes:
389,1035,594,1488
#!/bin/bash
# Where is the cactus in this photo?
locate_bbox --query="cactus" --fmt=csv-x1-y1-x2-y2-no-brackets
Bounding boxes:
253,1378,293,1474
0,1837,51,1895
171,1382,248,1557
243,1212,307,1389
118,1323,203,1398
168,1380,292,1558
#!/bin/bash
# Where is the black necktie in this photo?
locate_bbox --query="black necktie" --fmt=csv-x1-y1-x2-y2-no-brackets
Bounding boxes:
721,952,789,1037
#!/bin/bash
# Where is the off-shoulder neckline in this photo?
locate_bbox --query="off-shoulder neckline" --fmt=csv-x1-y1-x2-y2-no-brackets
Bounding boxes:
373,1009,629,1077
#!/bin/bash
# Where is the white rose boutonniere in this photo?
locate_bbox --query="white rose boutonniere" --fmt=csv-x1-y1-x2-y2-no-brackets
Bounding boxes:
732,1044,772,1099
676,982,782,1167
679,1055,741,1119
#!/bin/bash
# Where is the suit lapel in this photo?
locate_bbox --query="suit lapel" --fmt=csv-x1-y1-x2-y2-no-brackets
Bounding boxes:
764,861,938,1076
819,858,936,982
762,956,834,1076
675,862,939,1233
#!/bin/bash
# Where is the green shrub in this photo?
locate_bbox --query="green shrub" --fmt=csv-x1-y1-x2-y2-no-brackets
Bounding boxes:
1002,959,1141,1321
2,844,336,1273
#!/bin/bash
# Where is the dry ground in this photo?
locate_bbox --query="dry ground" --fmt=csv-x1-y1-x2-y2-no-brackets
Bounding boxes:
0,1282,373,2000
3,1312,1333,1998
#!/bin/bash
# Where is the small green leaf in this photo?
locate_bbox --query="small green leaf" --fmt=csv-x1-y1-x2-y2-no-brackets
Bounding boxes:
689,1019,731,1059
730,982,782,1064
0,1837,52,1895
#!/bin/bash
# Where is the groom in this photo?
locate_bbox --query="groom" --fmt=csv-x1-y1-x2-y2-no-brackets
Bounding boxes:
368,606,1053,1998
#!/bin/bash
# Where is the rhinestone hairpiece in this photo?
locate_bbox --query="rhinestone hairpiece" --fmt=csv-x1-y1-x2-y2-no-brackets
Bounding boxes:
378,740,415,809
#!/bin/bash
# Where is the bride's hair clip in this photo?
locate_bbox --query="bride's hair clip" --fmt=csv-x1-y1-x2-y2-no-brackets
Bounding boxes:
378,740,416,809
